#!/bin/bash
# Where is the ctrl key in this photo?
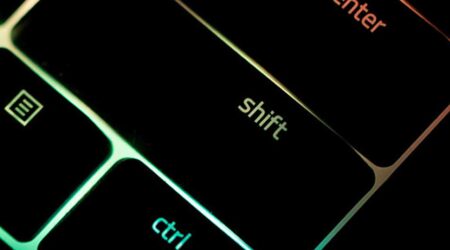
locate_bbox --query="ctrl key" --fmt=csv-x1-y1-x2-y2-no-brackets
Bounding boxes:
39,160,243,250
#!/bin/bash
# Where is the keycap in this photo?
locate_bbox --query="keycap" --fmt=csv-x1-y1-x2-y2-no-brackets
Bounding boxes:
327,113,449,249
12,0,374,248
0,0,23,23
180,0,450,166
39,160,243,249
0,49,110,240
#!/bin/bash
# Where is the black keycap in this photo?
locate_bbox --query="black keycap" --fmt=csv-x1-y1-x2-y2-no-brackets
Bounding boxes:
0,0,23,23
180,0,450,166
13,0,374,248
327,111,449,249
402,0,449,38
39,160,244,250
0,49,110,240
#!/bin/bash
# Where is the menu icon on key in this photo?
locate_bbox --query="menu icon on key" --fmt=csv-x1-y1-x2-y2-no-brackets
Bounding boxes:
5,89,43,126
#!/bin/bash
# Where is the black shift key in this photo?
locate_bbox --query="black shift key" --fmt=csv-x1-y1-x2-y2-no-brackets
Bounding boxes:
181,0,450,166
39,160,243,250
12,0,374,248
0,49,110,240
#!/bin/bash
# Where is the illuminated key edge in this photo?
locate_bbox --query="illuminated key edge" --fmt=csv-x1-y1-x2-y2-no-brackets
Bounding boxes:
0,2,253,250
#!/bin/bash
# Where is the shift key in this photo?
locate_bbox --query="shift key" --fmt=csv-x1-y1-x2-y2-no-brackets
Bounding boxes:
12,0,375,248
180,0,450,166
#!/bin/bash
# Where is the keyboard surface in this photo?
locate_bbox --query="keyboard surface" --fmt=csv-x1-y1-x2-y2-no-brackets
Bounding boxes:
0,0,449,249
11,0,375,248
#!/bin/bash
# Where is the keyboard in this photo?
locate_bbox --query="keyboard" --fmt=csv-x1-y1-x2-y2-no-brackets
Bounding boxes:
0,0,448,249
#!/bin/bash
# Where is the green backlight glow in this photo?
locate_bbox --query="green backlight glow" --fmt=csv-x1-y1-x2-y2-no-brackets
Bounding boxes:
4,0,445,249
0,1,376,249
0,1,252,249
